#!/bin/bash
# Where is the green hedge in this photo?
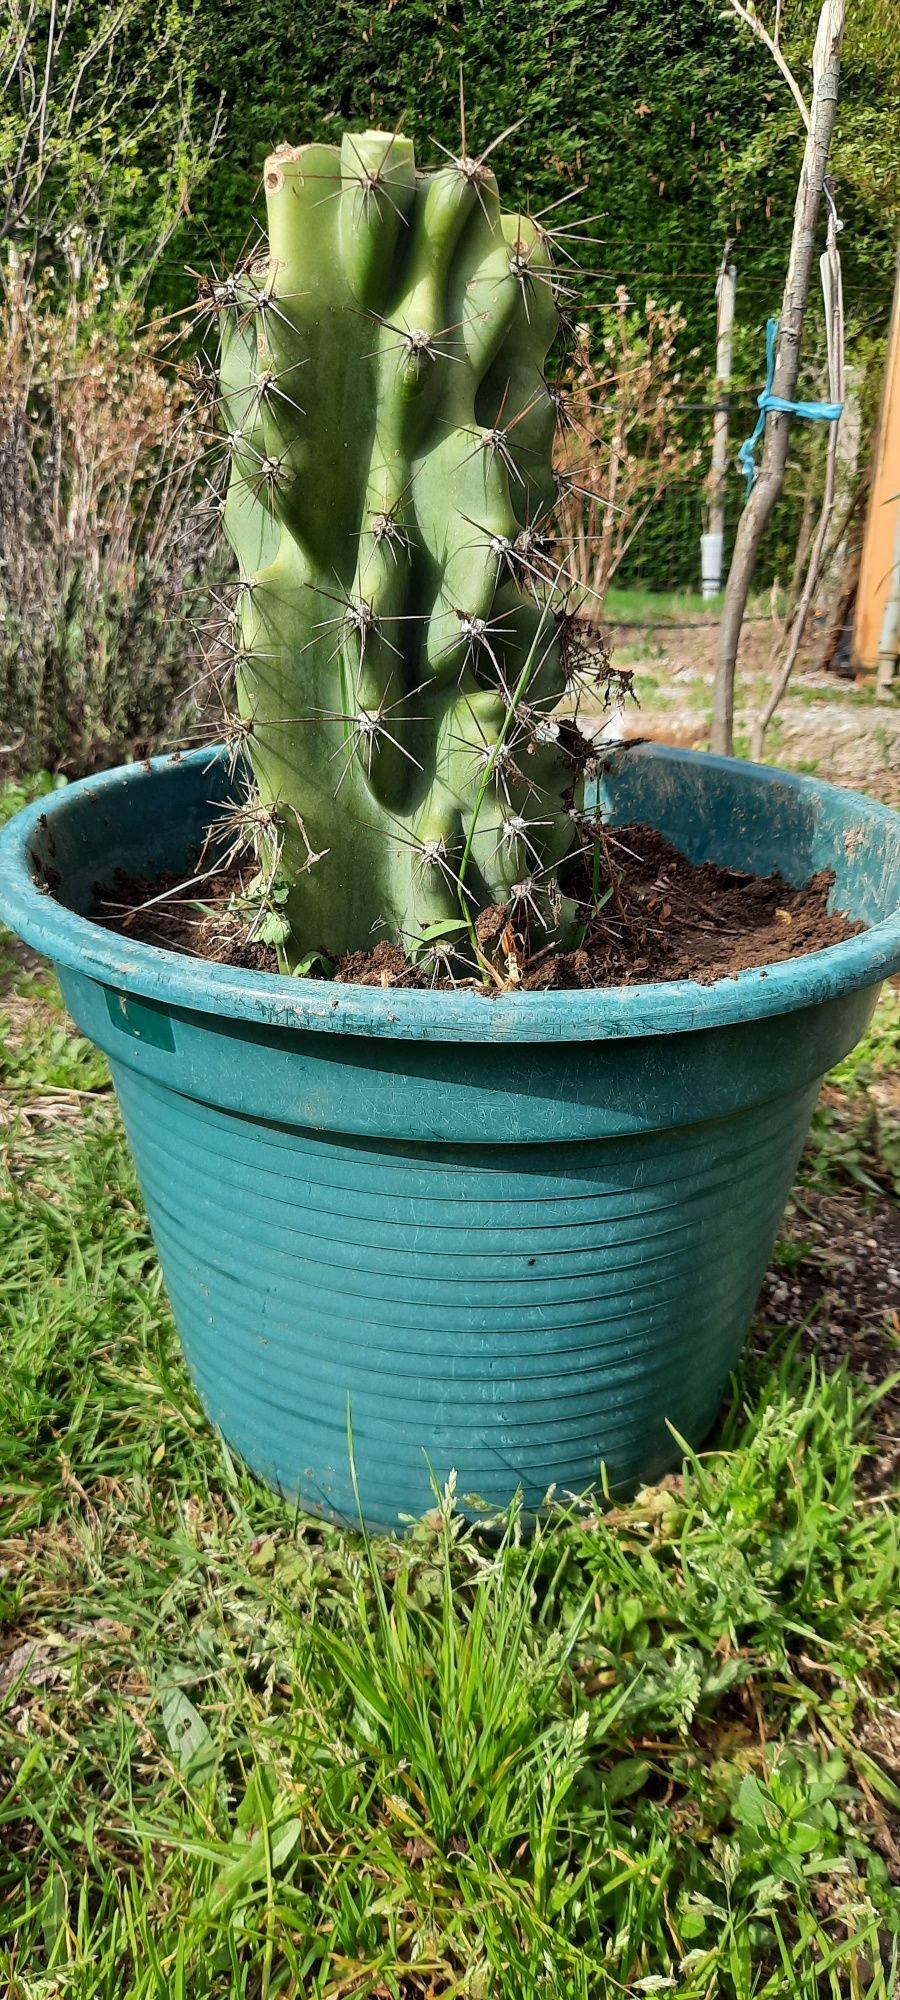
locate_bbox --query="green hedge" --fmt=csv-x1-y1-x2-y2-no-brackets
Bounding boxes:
167,0,898,364
141,0,897,589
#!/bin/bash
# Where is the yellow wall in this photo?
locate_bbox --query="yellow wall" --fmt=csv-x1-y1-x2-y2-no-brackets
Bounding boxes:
854,248,900,668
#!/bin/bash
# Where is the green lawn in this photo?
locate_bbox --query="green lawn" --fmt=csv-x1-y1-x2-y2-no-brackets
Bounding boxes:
2,790,900,1996
602,588,787,628
603,586,723,625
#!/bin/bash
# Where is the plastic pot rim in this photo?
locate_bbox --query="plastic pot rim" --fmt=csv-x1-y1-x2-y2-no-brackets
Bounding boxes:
1,742,899,1046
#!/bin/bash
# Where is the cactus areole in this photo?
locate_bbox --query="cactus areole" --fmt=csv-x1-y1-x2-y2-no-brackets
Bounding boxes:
216,130,592,971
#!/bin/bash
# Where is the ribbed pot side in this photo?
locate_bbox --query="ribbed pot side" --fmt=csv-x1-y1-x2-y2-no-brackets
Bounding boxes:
109,1051,817,1526
2,743,900,1531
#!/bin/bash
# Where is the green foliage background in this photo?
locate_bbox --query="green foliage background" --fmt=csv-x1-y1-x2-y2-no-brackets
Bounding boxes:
6,0,896,593
166,0,898,358
142,0,895,586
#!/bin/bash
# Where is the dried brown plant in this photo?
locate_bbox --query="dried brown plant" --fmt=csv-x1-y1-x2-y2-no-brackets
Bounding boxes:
0,242,210,770
555,290,704,604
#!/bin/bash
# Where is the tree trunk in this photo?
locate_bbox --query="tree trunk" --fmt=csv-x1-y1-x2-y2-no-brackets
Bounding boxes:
750,196,844,756
711,0,845,755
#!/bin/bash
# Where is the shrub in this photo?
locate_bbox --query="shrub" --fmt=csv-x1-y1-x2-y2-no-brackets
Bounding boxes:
554,291,704,601
0,243,211,772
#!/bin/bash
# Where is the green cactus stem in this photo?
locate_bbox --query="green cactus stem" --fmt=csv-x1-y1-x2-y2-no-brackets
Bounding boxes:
216,128,590,969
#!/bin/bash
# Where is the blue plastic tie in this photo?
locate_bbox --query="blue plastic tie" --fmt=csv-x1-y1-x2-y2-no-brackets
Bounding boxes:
737,317,843,491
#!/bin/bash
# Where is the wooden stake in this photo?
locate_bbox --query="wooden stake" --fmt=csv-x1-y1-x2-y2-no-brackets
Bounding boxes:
701,251,736,599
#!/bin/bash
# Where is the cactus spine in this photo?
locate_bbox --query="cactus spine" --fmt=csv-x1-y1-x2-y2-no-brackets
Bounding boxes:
216,129,588,969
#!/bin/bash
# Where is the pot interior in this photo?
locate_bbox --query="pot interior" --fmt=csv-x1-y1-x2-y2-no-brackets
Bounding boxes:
27,744,900,937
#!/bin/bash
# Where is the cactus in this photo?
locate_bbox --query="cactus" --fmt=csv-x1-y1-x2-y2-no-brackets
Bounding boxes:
213,128,594,971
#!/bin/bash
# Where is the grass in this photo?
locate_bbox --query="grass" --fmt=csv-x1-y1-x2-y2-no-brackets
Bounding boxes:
2,807,900,1994
802,985,900,1203
791,687,878,709
603,588,785,627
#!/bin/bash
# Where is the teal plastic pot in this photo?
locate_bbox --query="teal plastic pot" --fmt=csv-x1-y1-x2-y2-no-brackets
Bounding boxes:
2,745,899,1529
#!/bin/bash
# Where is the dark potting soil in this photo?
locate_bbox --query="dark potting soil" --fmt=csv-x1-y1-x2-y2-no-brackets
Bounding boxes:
94,822,859,991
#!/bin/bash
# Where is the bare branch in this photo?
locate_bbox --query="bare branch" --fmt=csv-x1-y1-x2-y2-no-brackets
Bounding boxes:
726,0,810,129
